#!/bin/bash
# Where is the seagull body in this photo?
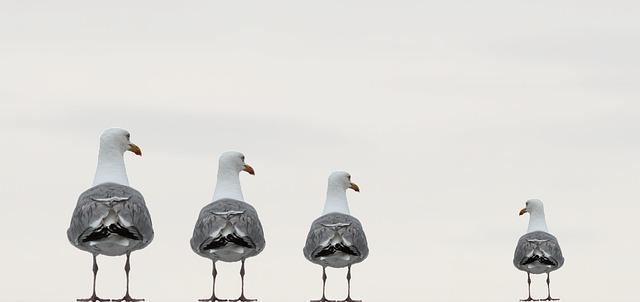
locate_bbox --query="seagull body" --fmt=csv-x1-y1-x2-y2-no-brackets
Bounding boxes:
68,183,153,257
191,198,265,263
191,151,264,302
304,171,368,302
513,231,564,275
513,199,564,301
67,128,152,302
304,213,368,269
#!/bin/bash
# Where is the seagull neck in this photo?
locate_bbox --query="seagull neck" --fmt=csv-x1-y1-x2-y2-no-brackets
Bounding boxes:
322,186,350,215
93,148,129,186
213,169,244,202
527,210,549,233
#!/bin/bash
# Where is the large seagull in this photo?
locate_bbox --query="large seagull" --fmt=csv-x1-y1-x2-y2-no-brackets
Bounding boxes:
191,151,266,302
67,128,154,302
513,199,564,301
304,171,369,302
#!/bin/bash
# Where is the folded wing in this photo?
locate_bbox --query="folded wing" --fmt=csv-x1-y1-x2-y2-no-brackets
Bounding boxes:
513,231,564,273
67,183,154,255
191,198,265,260
304,213,369,267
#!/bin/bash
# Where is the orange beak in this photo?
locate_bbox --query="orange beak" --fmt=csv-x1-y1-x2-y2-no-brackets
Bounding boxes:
243,164,255,175
349,182,360,192
519,208,527,216
128,143,142,156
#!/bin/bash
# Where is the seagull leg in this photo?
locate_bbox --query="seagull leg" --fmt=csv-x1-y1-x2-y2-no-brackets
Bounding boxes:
520,272,539,301
230,259,256,302
339,265,361,302
77,254,109,302
539,273,559,301
311,266,335,302
199,260,228,302
111,252,144,302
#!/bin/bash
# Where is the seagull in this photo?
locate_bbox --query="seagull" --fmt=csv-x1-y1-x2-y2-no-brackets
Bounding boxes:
513,199,564,301
67,128,154,302
191,151,265,302
303,171,369,302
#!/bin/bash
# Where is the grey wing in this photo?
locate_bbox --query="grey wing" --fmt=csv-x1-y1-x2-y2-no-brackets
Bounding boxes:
539,236,564,268
513,238,531,268
513,231,564,269
67,183,154,250
232,205,266,252
304,219,332,260
190,199,265,254
342,218,369,260
67,190,110,246
117,188,154,248
190,205,228,253
303,213,369,262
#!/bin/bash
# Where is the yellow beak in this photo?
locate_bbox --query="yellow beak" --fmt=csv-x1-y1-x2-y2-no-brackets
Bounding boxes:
243,164,255,175
128,143,142,156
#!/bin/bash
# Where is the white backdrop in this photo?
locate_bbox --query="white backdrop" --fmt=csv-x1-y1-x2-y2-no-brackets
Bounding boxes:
1,1,639,302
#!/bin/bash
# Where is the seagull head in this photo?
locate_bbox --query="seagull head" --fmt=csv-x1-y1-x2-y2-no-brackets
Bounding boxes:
519,199,544,216
328,171,360,192
219,151,254,175
99,128,142,156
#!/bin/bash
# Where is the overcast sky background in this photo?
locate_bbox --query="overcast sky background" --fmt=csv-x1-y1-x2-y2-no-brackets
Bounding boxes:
1,1,639,302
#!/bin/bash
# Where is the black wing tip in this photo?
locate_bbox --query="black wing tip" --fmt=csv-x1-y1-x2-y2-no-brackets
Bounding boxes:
312,243,360,258
226,233,256,248
313,246,336,258
520,255,558,266
81,226,110,242
108,223,141,240
201,233,256,250
335,243,360,256
81,223,141,243
202,236,227,250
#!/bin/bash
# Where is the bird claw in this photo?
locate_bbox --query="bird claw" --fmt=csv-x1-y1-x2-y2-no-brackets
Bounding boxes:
198,298,229,302
77,295,110,302
539,298,559,301
229,295,256,302
339,299,362,302
111,294,144,302
520,298,540,302
311,299,337,302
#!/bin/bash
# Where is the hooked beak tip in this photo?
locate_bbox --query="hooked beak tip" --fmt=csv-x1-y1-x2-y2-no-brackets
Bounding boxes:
128,143,142,156
243,164,255,175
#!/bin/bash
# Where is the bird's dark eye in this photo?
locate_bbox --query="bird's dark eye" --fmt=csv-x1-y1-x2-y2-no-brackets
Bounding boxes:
241,155,245,161
126,134,131,140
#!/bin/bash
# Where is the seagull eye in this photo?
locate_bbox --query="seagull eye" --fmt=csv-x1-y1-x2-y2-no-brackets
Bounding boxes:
126,134,131,140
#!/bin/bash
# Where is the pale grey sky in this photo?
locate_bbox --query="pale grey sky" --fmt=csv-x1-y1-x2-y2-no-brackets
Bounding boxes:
1,1,639,302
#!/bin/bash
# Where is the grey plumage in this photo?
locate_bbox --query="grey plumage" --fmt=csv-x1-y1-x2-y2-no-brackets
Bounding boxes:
513,231,564,275
191,198,265,262
67,182,154,257
304,212,368,268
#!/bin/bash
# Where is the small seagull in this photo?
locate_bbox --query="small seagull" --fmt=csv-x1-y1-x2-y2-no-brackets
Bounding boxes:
67,128,154,302
191,151,265,302
513,199,564,301
303,171,369,302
